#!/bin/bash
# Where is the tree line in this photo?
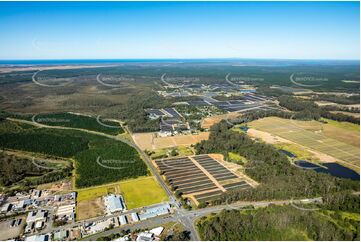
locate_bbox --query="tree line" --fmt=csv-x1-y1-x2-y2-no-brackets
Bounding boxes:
278,95,359,124
195,121,359,205
197,205,360,241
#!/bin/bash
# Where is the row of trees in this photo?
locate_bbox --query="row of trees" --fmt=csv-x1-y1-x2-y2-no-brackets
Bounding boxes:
278,95,359,124
322,105,360,113
311,94,360,105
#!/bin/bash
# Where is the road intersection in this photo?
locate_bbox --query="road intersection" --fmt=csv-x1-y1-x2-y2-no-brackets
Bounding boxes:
8,117,323,241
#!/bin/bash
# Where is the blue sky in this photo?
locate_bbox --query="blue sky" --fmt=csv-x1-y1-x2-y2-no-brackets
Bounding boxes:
0,1,359,60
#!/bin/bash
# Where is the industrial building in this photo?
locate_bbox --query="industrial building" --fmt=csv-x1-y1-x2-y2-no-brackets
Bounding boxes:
138,204,170,221
104,194,126,214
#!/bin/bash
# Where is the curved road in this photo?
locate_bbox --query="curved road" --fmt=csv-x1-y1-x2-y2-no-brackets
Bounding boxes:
7,117,175,203
7,117,323,241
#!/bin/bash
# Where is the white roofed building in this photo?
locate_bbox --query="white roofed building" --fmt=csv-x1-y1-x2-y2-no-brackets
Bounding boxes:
104,195,126,214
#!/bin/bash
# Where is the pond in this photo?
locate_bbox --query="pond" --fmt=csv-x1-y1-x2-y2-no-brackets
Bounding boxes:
279,149,297,158
295,160,360,181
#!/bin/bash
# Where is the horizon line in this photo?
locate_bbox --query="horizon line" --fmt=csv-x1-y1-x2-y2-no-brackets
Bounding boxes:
0,57,359,62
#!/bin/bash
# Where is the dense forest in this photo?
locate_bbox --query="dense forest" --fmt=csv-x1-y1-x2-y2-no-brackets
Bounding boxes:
197,205,360,241
195,121,359,204
32,113,124,135
0,119,148,189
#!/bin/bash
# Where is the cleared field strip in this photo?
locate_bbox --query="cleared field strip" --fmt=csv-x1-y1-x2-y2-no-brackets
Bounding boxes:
133,132,209,150
250,118,360,167
155,154,252,204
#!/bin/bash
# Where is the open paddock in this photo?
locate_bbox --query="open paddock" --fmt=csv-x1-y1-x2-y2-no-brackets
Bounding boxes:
132,132,209,150
249,117,360,169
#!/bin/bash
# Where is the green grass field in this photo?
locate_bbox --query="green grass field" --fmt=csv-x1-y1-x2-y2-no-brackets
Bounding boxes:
119,176,168,209
77,183,121,202
249,117,360,168
76,176,168,209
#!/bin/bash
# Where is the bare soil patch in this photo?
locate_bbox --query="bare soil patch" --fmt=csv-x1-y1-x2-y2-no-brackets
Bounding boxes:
76,197,105,220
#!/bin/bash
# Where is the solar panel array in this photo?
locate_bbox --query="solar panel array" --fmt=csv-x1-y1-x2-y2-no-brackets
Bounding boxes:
155,154,253,204
155,157,220,195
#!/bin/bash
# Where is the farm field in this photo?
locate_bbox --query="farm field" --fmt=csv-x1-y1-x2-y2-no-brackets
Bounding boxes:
155,154,252,205
248,117,360,169
133,132,209,150
0,119,148,188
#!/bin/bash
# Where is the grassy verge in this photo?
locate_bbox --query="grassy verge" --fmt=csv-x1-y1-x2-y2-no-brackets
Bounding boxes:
274,143,319,162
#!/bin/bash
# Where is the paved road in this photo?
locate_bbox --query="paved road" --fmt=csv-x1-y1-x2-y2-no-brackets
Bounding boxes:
34,202,170,236
7,117,323,241
85,197,322,241
8,117,175,203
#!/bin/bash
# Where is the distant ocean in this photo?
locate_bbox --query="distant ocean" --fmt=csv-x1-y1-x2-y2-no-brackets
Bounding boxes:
0,58,358,66
0,59,245,65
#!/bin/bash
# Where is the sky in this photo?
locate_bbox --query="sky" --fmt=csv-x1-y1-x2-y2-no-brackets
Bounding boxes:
0,1,359,60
